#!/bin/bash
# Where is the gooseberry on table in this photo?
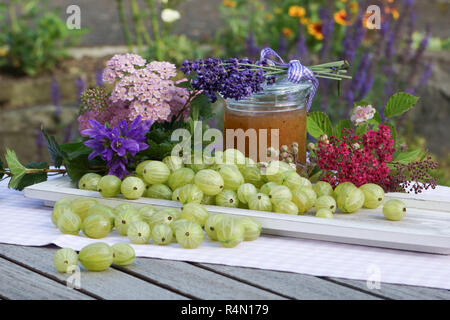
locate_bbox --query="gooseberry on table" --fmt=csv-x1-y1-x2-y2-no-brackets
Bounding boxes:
112,243,135,266
97,175,122,198
79,242,113,271
53,248,78,273
82,214,112,239
127,221,151,244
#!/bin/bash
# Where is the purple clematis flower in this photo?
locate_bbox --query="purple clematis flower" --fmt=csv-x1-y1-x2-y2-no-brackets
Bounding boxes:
82,115,152,178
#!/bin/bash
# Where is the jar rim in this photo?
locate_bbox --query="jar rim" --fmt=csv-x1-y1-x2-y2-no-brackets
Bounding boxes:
226,77,312,109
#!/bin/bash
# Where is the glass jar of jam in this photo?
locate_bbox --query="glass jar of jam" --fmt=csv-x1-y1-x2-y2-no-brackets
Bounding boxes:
223,77,313,164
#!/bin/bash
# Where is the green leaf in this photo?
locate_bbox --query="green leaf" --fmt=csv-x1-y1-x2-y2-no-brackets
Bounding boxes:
387,123,397,143
5,148,26,176
353,100,371,107
333,119,352,139
190,94,212,120
384,92,419,118
307,112,333,139
63,155,90,183
392,149,422,164
367,111,381,126
41,128,67,167
14,162,49,191
139,140,175,161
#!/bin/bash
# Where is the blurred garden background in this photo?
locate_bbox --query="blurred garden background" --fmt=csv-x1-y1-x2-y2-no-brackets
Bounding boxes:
0,0,449,185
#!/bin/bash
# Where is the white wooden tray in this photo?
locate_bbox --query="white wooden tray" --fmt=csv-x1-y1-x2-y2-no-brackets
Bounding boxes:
24,176,450,254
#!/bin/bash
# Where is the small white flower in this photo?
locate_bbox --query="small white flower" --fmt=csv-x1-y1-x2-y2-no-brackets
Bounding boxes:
350,105,376,126
161,8,180,23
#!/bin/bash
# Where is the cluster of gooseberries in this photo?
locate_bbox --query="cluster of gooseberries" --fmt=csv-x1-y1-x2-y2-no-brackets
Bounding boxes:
53,242,136,273
52,197,261,272
77,148,406,221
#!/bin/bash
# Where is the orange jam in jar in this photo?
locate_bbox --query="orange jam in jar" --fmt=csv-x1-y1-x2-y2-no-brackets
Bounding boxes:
224,77,312,163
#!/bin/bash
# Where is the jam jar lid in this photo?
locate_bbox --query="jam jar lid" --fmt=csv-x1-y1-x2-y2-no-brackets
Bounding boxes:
226,76,313,112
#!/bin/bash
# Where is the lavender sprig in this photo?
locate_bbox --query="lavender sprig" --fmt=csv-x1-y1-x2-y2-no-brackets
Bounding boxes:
181,57,350,102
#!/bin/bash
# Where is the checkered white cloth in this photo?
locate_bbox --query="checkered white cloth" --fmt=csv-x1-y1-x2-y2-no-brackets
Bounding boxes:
0,178,449,290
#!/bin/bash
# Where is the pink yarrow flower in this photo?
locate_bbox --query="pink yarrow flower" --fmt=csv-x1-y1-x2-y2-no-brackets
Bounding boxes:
350,105,376,126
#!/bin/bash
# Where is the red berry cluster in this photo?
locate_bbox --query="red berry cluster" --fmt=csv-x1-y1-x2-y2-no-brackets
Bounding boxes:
316,125,395,190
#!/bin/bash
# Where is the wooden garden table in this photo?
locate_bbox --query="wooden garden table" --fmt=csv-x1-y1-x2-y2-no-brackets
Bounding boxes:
0,242,449,300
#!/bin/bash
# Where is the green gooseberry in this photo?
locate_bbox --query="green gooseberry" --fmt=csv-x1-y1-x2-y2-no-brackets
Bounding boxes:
53,248,78,273
145,183,172,200
112,243,135,266
168,168,195,191
181,203,209,227
316,208,334,219
217,164,244,191
97,175,122,198
152,224,173,245
237,183,258,205
78,173,102,191
313,181,334,198
178,184,204,204
57,211,82,235
248,193,272,212
142,161,171,184
79,242,113,271
194,169,225,196
238,217,261,241
175,221,204,249
162,155,184,172
216,217,245,248
315,195,337,213
360,183,385,209
121,176,145,200
383,199,406,221
82,214,111,239
337,187,365,213
215,189,240,208
269,185,292,204
127,221,151,244
114,208,143,236
205,214,226,241
70,198,98,221
273,200,299,215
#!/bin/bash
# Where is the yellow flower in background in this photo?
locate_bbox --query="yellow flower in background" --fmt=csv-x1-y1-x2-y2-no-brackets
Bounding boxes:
0,46,9,57
274,7,282,14
334,9,352,26
264,13,273,20
349,2,359,13
288,5,306,18
391,8,400,19
223,0,237,8
300,17,310,25
307,22,323,41
282,27,293,37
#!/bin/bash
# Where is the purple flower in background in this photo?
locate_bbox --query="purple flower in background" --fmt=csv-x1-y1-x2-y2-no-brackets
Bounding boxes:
295,23,308,63
95,69,104,87
418,62,433,87
75,77,86,104
319,8,334,60
82,116,152,178
245,33,259,60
